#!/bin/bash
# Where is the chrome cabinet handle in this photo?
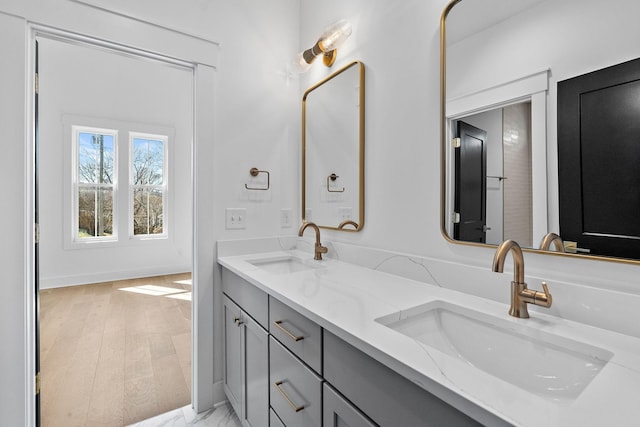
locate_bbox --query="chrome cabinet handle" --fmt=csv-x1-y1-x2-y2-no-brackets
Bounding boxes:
273,320,304,342
233,316,243,326
274,381,305,412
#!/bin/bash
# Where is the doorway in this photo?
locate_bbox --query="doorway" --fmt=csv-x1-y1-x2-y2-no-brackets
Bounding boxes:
453,101,533,246
36,35,194,426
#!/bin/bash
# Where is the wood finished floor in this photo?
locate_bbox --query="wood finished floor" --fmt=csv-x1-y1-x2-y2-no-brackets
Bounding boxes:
39,273,192,427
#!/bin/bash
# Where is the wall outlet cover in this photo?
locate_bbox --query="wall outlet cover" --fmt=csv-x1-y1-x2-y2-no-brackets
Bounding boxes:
280,208,293,228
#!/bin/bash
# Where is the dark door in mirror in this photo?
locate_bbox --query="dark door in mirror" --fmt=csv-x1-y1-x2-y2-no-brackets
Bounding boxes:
558,57,640,259
454,121,488,243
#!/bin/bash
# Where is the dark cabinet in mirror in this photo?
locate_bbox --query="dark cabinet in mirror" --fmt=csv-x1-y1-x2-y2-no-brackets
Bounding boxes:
441,0,640,263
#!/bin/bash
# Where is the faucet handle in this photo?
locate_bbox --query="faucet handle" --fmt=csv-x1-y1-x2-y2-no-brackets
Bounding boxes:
316,243,328,254
519,281,552,309
535,281,553,308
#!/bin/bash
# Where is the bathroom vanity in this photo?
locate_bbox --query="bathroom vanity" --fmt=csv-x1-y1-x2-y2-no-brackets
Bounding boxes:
218,238,640,427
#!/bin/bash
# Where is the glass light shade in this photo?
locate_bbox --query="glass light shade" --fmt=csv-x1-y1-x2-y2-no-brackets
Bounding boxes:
317,20,352,52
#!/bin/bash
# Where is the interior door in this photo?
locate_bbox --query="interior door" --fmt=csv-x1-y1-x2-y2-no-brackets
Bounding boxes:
454,121,488,243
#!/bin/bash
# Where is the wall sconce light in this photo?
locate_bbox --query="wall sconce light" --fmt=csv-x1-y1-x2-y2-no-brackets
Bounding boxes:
296,19,352,72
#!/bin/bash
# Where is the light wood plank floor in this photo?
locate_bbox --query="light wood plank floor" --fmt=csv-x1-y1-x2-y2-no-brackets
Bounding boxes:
40,273,192,427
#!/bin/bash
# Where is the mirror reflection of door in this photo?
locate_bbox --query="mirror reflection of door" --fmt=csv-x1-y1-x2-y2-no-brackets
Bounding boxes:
454,102,533,246
454,121,488,243
558,57,640,259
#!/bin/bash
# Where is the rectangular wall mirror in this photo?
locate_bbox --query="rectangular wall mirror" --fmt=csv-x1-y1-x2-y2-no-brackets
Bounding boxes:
441,0,640,263
302,60,365,231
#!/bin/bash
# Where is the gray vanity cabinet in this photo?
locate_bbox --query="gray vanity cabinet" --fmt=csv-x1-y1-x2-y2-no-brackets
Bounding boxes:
221,267,488,427
323,383,376,427
223,294,269,427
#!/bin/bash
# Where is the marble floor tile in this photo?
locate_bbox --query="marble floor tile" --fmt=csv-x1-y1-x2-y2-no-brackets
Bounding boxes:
128,402,241,427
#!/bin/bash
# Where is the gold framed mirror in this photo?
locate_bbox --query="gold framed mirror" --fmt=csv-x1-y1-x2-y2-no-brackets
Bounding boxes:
441,0,640,264
302,60,365,231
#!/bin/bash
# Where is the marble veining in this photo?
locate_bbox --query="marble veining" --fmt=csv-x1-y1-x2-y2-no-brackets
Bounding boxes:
371,254,441,286
128,402,241,427
219,237,640,339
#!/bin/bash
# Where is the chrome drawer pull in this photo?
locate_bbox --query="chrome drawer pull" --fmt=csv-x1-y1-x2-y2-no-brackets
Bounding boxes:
233,317,244,326
273,320,304,342
274,381,305,413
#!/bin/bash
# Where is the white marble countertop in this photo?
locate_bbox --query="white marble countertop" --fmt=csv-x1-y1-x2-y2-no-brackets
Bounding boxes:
218,248,640,426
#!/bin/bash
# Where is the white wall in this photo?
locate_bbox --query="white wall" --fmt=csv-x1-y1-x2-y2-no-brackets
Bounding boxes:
38,37,193,288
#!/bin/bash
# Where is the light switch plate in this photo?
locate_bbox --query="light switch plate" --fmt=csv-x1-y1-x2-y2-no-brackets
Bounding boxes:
226,208,247,229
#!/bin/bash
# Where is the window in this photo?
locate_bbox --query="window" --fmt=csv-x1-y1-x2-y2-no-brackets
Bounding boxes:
73,126,117,241
130,133,168,237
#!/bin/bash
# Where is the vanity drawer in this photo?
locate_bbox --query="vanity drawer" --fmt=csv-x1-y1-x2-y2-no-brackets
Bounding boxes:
269,296,322,374
222,267,269,329
270,336,322,427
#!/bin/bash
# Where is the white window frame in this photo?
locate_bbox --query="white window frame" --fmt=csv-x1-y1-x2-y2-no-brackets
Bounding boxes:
71,125,119,244
129,131,169,240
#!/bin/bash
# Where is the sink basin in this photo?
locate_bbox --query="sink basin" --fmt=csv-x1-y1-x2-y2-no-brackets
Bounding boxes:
375,301,613,401
248,255,321,274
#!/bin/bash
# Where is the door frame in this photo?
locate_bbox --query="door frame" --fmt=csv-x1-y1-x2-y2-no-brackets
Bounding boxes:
25,23,218,425
445,70,548,244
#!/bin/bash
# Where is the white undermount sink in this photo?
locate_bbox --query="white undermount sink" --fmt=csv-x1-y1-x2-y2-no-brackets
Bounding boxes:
375,300,613,401
248,255,322,275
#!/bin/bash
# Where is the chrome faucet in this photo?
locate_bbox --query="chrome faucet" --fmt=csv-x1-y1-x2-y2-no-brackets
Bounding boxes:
492,240,552,318
539,232,565,252
298,222,328,260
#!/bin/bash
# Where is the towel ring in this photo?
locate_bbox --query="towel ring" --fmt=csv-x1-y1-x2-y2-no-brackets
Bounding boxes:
245,167,270,190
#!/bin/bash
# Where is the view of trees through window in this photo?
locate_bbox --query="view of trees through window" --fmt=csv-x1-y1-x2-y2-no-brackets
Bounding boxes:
74,128,167,241
77,132,115,238
132,136,165,236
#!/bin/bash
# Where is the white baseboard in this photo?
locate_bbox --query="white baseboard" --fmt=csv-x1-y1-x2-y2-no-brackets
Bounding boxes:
39,264,191,289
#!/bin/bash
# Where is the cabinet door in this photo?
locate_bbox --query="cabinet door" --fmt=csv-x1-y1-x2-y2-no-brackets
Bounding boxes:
223,296,242,417
242,314,269,427
270,409,286,427
323,383,376,427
